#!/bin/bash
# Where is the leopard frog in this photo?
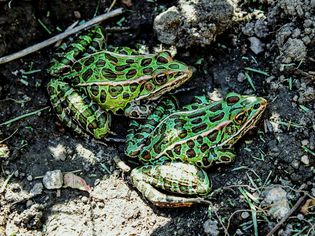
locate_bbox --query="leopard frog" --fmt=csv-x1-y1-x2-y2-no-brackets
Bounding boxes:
47,26,192,139
125,93,267,207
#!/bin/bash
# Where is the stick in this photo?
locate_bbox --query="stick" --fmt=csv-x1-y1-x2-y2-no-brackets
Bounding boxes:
0,8,123,64
266,195,306,236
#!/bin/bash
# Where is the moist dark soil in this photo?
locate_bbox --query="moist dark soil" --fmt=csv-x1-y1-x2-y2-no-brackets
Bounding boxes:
0,1,314,235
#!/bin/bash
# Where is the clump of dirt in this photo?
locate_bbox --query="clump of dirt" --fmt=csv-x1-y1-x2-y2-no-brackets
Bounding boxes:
154,0,237,47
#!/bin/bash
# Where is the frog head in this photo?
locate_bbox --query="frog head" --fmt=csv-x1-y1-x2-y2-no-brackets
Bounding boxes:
136,51,193,101
220,92,267,146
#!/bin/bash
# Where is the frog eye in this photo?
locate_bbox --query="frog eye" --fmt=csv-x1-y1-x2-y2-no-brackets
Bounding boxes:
235,111,247,125
154,73,168,85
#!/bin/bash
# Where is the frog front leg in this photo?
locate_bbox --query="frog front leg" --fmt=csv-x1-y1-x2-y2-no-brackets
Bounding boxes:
48,79,111,139
125,96,178,158
130,162,212,207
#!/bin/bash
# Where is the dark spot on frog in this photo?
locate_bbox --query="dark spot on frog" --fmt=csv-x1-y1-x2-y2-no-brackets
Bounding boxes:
82,68,93,81
90,84,99,96
207,130,219,142
209,103,222,112
174,144,181,155
141,150,151,160
166,150,174,158
157,55,169,64
100,90,106,103
126,69,137,79
143,67,153,75
96,59,106,67
141,58,152,67
191,123,207,133
84,57,95,67
200,143,209,152
116,64,131,71
226,95,240,105
186,149,196,158
209,112,225,123
187,140,195,148
123,92,130,99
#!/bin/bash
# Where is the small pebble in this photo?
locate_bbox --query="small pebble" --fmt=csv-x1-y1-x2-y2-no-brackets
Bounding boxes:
82,196,89,204
26,200,33,208
301,155,309,165
74,11,81,19
203,219,219,236
248,37,264,54
237,72,245,82
311,188,315,197
14,170,19,177
301,139,309,146
30,183,43,196
291,160,299,169
27,175,33,181
42,170,63,189
297,214,304,220
241,211,250,219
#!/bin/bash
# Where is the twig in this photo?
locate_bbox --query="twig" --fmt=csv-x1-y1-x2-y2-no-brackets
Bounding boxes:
0,172,14,193
212,208,229,236
108,0,117,12
0,128,19,143
0,8,123,64
266,195,306,236
0,106,50,127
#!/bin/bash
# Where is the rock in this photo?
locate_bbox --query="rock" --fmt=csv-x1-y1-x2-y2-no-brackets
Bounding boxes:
154,0,236,47
248,37,264,54
237,72,245,82
81,196,89,204
0,144,10,158
30,183,44,196
43,170,63,189
49,144,67,161
301,155,310,165
153,6,181,45
262,187,290,219
301,139,309,146
279,38,307,63
203,219,219,236
241,211,250,219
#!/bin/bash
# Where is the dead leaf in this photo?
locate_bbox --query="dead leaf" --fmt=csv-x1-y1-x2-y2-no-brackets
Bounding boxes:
63,172,92,193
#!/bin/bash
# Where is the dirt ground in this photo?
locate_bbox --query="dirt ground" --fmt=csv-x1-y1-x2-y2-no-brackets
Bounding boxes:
0,0,314,235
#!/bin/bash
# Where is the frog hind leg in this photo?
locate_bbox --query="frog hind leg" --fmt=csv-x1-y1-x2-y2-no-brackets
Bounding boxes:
130,162,212,207
125,96,178,158
48,79,110,139
49,26,106,75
